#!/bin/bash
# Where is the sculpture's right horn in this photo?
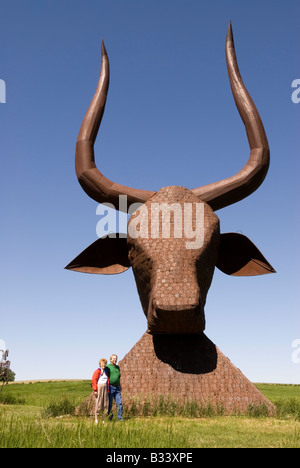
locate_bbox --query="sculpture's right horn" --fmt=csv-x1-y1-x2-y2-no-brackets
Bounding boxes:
192,22,270,211
75,40,156,212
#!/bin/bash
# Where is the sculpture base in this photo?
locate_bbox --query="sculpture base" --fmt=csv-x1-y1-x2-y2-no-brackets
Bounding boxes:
118,332,275,415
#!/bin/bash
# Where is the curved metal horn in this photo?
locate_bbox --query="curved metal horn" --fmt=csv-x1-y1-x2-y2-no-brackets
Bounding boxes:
192,22,270,211
75,40,156,212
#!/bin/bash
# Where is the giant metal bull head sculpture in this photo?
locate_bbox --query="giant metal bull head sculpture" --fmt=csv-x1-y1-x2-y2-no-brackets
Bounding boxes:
66,23,275,334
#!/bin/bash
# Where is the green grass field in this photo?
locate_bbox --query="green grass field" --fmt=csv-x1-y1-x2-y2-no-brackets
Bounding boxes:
0,380,299,448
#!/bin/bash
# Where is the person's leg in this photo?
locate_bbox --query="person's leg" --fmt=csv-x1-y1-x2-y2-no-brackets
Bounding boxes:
108,385,116,420
115,386,123,420
95,405,99,424
94,390,99,424
103,388,109,423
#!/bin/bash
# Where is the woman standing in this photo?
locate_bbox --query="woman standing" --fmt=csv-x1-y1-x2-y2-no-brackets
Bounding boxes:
92,358,110,424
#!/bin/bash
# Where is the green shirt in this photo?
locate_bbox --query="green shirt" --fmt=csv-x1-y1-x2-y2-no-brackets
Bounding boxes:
107,364,121,386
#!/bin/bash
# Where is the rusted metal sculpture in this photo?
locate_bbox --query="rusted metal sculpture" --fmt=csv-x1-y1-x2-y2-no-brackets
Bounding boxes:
66,23,275,336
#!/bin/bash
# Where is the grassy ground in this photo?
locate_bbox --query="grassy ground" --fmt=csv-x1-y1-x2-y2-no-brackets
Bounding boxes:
0,380,299,448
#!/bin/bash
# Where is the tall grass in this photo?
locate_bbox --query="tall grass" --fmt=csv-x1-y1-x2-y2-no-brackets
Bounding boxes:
43,392,300,422
274,398,300,421
123,394,225,418
42,398,77,418
1,411,299,448
0,413,189,448
0,381,299,448
0,393,25,405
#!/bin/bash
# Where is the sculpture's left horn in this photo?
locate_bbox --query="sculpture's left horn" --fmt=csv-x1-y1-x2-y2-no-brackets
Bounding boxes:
75,40,156,212
192,23,270,211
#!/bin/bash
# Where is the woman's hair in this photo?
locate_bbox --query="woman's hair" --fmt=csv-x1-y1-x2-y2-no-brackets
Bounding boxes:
99,358,107,366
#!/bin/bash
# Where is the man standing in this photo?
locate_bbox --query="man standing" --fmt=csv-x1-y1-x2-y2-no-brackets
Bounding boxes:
107,354,123,420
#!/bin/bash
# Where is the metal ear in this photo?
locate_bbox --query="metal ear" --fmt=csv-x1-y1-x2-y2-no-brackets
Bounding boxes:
65,234,131,275
216,232,276,276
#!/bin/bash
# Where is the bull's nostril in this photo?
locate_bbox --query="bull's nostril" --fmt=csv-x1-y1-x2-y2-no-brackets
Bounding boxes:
147,305,205,335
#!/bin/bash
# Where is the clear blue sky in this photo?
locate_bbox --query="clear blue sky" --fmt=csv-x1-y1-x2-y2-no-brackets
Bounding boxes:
0,0,299,384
